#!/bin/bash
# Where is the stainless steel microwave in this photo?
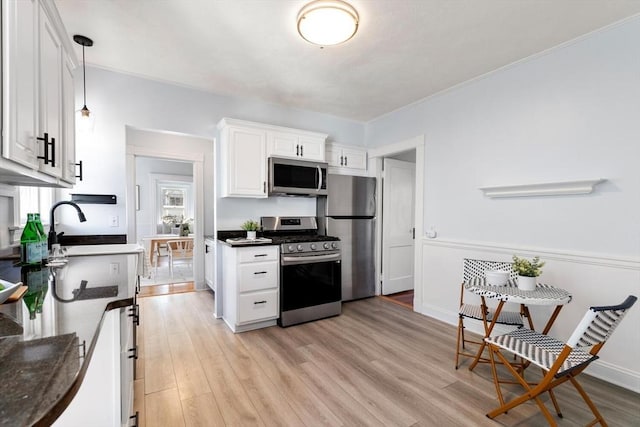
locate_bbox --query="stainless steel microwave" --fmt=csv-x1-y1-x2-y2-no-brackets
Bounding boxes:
268,157,328,196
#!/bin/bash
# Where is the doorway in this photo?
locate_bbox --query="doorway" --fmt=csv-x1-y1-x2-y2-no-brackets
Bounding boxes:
135,157,195,287
125,126,212,295
369,135,424,311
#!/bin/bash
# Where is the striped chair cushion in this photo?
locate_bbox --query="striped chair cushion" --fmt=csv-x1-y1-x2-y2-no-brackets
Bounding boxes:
485,329,597,376
459,303,524,326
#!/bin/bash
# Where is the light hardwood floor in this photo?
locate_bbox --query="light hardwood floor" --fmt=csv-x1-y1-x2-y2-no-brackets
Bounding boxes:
135,291,640,426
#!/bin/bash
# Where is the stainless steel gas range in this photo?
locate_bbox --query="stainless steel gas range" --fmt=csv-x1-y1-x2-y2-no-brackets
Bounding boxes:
261,216,342,327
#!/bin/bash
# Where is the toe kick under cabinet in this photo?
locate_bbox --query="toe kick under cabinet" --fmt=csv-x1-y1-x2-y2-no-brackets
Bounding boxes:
222,245,279,333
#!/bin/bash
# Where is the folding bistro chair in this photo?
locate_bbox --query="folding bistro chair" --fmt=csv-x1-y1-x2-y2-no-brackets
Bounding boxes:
167,238,194,278
485,295,637,426
455,259,524,369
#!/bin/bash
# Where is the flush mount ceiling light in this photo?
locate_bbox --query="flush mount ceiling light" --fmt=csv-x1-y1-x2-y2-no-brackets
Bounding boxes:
73,34,93,118
297,0,359,46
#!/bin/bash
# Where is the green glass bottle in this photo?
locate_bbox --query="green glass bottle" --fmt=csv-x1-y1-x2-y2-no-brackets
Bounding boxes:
21,265,42,319
20,213,41,265
33,213,47,263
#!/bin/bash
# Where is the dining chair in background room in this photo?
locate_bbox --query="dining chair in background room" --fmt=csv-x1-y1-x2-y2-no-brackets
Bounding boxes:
455,258,524,369
167,239,194,278
485,295,637,426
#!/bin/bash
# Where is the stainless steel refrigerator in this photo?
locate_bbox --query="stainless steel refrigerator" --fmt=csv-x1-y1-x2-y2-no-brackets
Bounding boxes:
318,174,376,301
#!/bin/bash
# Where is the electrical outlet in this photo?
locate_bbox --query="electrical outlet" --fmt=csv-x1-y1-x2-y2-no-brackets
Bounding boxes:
109,262,120,275
110,216,119,227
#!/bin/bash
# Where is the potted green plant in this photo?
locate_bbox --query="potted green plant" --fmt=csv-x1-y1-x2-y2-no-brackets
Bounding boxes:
241,219,260,240
512,255,545,291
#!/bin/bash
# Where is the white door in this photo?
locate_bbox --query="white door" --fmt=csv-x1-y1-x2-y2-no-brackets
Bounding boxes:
382,158,415,295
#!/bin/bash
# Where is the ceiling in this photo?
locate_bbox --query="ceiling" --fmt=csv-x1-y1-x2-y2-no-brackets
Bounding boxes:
54,0,640,122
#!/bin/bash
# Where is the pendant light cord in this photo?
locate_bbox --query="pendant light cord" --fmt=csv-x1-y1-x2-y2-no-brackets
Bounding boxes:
82,45,87,107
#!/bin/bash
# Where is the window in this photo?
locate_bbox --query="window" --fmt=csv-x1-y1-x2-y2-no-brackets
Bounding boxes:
18,187,53,226
161,188,186,224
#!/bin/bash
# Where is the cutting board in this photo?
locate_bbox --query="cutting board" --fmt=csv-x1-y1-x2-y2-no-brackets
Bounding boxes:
3,285,28,304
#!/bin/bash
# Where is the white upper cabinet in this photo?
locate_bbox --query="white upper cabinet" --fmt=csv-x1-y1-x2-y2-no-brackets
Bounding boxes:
61,55,77,184
1,0,40,171
1,0,77,186
218,118,328,198
267,131,326,161
38,2,63,178
326,142,368,175
219,120,268,198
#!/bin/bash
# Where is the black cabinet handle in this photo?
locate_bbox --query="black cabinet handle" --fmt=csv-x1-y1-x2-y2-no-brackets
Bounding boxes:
37,133,51,165
254,254,267,257
129,412,139,427
340,155,343,166
254,300,267,305
128,304,139,326
263,181,266,193
128,346,138,360
75,160,83,181
300,145,303,157
254,271,267,275
50,137,56,167
344,156,347,166
205,245,210,254
296,144,299,156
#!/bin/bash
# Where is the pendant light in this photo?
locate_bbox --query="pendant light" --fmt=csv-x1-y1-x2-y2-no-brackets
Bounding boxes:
73,35,93,119
297,0,359,46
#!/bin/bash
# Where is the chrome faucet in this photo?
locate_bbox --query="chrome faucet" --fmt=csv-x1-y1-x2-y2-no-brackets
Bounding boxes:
48,201,87,249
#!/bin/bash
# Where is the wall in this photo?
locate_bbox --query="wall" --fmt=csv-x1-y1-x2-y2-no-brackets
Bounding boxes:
57,66,365,237
365,17,640,390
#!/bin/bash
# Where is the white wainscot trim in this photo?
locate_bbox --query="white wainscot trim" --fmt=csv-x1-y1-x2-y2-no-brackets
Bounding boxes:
415,237,640,393
479,179,606,198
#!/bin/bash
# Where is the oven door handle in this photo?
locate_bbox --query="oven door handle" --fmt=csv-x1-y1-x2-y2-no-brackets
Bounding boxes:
282,252,340,266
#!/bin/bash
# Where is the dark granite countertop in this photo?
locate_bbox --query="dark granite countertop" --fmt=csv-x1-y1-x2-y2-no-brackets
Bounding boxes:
0,253,138,426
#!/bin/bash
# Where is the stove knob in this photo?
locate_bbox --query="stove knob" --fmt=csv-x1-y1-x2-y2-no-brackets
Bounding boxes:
323,242,330,249
331,242,338,249
310,243,317,250
297,244,304,251
287,245,295,252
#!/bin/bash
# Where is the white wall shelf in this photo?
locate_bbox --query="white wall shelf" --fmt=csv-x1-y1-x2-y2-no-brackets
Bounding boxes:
479,179,606,198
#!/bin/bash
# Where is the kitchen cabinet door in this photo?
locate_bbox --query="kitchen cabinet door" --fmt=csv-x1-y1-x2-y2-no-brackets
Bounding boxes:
298,135,325,161
1,0,39,170
205,239,215,289
38,2,64,178
61,54,76,184
326,142,368,175
222,126,267,197
267,131,299,159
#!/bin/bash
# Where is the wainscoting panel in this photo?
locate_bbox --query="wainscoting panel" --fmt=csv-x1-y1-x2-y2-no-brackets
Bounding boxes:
416,237,640,392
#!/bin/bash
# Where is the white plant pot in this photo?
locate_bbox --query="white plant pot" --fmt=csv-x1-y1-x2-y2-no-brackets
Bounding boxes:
246,231,257,240
517,275,537,291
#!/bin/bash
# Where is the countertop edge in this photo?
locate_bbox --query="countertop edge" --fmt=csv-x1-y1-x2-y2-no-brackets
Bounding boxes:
33,297,134,427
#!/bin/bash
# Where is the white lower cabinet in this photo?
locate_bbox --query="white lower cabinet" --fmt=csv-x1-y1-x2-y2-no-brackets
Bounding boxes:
205,238,222,318
54,303,138,427
222,245,279,333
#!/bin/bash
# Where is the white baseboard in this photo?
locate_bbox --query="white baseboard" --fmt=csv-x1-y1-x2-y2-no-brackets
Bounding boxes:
586,360,640,393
